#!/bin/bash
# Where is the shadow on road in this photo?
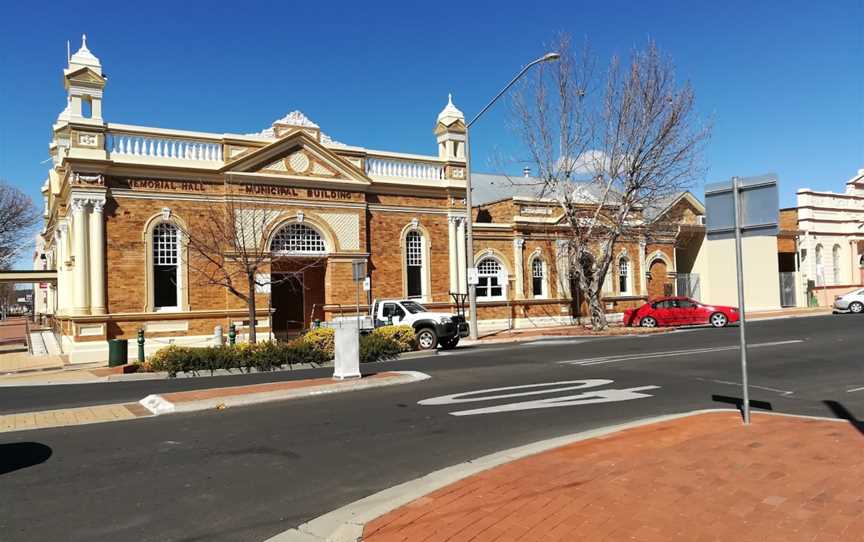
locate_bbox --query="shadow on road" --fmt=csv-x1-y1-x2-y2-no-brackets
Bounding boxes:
0,442,53,475
711,394,773,421
823,400,864,436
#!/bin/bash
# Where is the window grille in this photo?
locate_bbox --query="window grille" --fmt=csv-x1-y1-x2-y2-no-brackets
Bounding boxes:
153,223,178,265
406,231,422,267
271,223,327,254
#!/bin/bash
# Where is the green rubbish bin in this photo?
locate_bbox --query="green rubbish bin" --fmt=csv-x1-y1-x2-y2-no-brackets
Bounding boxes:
108,339,129,367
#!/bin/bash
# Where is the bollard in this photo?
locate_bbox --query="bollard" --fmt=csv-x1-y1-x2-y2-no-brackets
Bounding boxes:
137,328,145,363
228,323,236,345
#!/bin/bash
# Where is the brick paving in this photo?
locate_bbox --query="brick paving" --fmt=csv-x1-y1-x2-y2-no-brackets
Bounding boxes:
0,317,28,344
363,412,864,542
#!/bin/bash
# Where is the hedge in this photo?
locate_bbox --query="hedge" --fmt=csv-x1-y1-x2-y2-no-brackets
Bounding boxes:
147,325,416,377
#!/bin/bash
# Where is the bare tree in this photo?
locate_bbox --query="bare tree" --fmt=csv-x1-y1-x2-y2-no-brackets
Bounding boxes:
511,36,711,329
0,180,40,269
179,182,317,343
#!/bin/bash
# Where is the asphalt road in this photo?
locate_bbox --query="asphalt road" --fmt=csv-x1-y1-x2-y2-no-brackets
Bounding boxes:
2,315,862,542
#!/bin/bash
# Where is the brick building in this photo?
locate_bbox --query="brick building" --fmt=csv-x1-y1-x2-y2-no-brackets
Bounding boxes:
38,37,687,362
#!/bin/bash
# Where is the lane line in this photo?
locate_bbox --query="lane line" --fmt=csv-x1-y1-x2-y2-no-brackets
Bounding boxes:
557,340,804,366
846,386,864,394
705,378,795,396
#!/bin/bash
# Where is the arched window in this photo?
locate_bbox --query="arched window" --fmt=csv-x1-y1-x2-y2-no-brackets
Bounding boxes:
815,244,824,286
531,257,547,298
405,230,423,298
153,222,180,310
270,223,326,254
832,244,841,284
618,256,630,294
477,257,505,300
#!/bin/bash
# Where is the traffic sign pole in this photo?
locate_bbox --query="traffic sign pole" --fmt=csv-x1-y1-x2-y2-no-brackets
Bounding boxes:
732,176,751,425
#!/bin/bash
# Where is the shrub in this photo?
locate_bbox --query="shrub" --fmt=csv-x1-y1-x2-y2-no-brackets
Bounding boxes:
370,325,416,352
359,333,402,363
298,327,335,360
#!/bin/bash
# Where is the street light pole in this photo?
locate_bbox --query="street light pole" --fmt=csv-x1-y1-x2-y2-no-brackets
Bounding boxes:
463,52,560,340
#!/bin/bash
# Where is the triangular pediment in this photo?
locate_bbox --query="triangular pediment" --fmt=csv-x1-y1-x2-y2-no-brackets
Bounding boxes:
65,66,106,86
222,129,370,184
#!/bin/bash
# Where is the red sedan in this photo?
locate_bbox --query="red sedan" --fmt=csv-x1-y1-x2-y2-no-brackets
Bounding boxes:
624,297,740,328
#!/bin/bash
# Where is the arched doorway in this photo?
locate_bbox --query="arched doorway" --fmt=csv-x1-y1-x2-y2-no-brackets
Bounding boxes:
647,258,669,300
269,222,328,340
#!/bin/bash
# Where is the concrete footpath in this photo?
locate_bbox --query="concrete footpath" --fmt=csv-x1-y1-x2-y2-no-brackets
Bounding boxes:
0,371,429,433
277,410,863,542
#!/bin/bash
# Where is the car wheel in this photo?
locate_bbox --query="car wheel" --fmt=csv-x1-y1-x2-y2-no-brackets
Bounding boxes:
440,337,460,350
850,301,864,314
710,312,728,328
416,327,438,350
640,316,657,328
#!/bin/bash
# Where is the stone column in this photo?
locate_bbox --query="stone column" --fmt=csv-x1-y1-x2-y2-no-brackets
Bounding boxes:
71,198,91,316
513,237,525,299
638,240,647,296
89,199,106,315
53,229,65,315
556,240,571,298
456,218,467,294
448,216,458,294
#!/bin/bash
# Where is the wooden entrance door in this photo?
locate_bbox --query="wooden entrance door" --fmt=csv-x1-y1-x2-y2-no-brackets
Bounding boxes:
272,274,304,340
647,259,668,300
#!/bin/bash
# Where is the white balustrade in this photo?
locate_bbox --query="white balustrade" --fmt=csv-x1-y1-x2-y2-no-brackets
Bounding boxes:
107,132,223,162
365,157,444,181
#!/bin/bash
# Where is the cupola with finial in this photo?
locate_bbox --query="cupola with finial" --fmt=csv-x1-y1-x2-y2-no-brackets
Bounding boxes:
434,93,466,161
60,34,106,125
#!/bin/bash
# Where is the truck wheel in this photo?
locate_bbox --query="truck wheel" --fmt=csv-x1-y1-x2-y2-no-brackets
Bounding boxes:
440,337,460,350
416,327,438,350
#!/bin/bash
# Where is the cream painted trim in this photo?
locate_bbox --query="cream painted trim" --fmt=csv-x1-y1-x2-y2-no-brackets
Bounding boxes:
106,122,225,141
144,321,189,333
528,252,550,299
110,189,368,209
142,212,190,313
645,250,674,271
76,323,104,337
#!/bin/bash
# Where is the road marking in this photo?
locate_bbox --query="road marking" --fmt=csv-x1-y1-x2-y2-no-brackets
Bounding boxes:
557,340,804,366
702,378,795,396
846,386,864,394
419,380,660,416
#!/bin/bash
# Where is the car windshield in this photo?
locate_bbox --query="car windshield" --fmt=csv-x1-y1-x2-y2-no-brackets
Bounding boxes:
401,301,427,314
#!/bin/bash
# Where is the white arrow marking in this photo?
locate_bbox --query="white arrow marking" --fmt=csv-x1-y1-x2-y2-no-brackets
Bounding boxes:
418,379,613,406
449,386,661,416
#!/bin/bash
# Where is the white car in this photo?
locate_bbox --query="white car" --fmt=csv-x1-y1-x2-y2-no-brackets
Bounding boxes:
833,288,864,314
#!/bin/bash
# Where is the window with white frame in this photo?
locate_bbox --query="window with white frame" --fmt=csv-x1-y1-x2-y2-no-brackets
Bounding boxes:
153,222,180,309
531,258,546,298
832,244,841,284
618,256,630,294
270,223,327,254
477,257,505,300
405,230,423,298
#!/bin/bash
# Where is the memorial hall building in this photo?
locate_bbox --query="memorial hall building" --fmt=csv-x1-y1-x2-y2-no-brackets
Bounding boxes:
36,37,695,363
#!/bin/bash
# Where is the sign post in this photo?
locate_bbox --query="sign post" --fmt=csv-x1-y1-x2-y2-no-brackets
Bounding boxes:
705,174,779,425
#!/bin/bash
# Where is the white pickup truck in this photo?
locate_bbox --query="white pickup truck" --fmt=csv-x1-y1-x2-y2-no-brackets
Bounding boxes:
370,299,469,350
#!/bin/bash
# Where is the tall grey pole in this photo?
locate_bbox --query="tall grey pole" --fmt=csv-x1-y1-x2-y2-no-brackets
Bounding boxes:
462,52,560,341
464,131,479,340
732,176,751,424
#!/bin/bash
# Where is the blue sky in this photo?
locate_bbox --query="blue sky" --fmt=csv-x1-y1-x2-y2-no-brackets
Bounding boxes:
1,1,862,265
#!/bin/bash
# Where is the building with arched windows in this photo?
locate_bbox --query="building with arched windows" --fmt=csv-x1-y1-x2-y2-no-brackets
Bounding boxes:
35,37,698,363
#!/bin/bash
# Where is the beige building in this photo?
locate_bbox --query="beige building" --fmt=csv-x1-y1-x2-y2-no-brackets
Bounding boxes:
796,168,864,305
